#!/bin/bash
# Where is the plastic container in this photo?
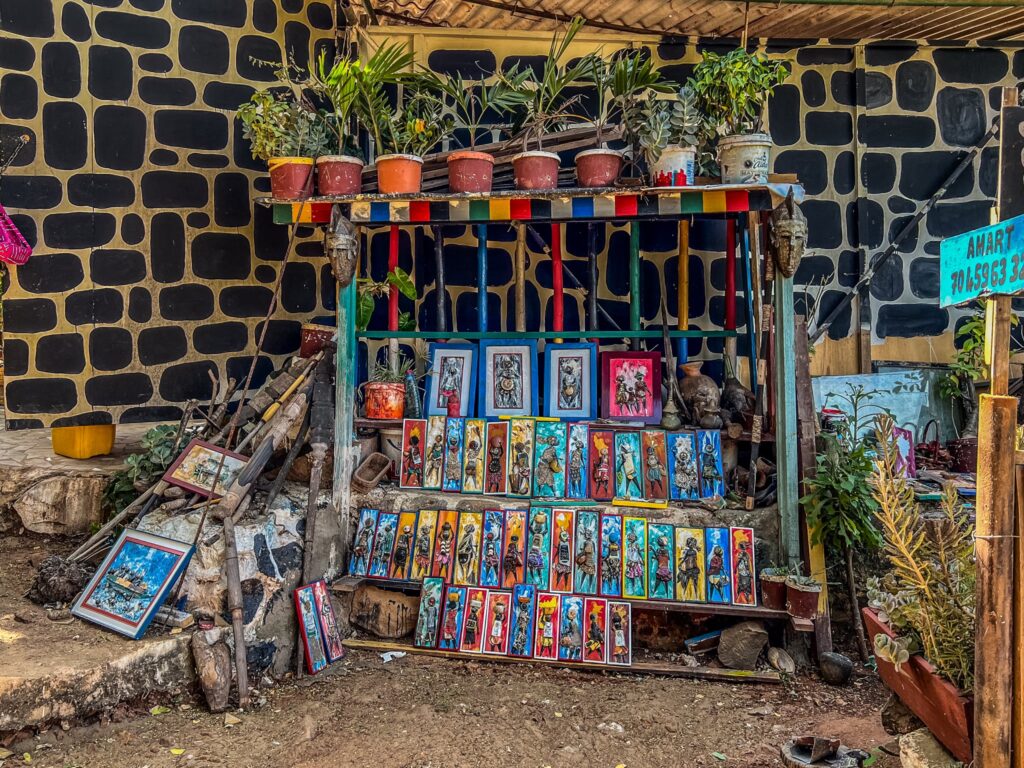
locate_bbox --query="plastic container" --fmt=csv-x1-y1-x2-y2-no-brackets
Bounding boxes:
268,157,315,200
650,145,696,187
447,151,495,193
575,149,623,187
511,151,560,190
376,154,424,194
51,424,117,459
717,133,772,184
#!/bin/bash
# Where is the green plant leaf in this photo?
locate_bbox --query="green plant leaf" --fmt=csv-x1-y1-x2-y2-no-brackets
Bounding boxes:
388,267,417,301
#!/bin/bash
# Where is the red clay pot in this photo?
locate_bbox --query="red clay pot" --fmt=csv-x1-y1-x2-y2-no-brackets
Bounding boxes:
299,323,335,358
316,155,363,195
448,150,495,193
376,153,423,194
863,608,973,763
785,578,821,620
947,436,978,473
575,148,623,187
512,151,560,190
269,157,314,200
364,382,406,420
759,573,787,611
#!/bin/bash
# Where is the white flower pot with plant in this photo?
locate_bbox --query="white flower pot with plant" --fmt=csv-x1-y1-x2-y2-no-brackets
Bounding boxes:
629,85,704,187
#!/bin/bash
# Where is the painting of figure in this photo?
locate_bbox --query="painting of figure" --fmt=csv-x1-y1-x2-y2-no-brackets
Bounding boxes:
696,429,726,498
163,439,248,498
892,425,916,478
613,431,644,501
674,526,706,602
646,523,675,600
483,421,509,495
422,416,447,490
572,510,599,595
424,343,476,417
502,509,527,587
414,578,444,648
607,601,632,666
565,423,589,499
588,428,614,501
600,351,662,424
411,509,438,580
622,516,647,599
509,584,537,658
557,595,584,662
582,597,608,664
641,430,668,501
482,590,513,655
548,508,574,593
731,527,757,606
479,510,505,588
388,511,419,580
459,587,487,653
347,509,378,577
533,592,560,661
481,340,538,418
533,420,567,498
441,418,465,493
667,432,700,501
599,514,623,598
438,586,467,650
705,527,733,604
295,584,328,673
461,418,486,494
430,510,459,580
311,580,344,662
367,512,399,579
525,507,552,590
454,511,483,587
398,419,427,489
507,418,535,498
543,342,597,420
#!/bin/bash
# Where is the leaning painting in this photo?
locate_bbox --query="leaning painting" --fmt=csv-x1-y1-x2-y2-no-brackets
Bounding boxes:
163,439,248,498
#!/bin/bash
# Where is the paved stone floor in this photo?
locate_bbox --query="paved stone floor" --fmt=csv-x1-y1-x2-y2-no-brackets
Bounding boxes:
0,415,152,473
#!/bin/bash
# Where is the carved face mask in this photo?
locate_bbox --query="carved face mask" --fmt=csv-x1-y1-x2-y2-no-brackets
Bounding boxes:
769,187,807,279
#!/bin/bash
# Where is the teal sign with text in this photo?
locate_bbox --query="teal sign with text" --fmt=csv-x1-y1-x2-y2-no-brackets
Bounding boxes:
940,214,1024,307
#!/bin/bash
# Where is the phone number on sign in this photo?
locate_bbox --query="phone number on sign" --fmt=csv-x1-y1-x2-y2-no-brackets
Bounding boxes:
947,253,1024,297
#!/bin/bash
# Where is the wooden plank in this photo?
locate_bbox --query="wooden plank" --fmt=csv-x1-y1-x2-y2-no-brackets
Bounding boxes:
332,217,359,564
1015,463,1024,768
515,223,526,333
775,274,801,569
988,296,1013,395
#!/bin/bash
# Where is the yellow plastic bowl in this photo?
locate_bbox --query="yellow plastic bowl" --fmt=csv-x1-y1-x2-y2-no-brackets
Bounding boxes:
51,424,117,460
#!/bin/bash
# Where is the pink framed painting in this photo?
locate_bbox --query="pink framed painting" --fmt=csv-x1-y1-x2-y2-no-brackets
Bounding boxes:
599,351,662,424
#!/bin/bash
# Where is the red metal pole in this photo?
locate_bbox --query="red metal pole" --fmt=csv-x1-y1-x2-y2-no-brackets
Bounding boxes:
725,218,736,331
388,224,399,331
552,223,563,332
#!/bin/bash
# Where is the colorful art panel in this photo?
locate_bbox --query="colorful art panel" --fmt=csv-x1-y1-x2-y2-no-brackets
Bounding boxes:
608,601,632,666
459,587,488,653
483,590,513,655
622,516,648,599
424,342,476,417
414,577,444,648
367,512,399,579
441,418,465,493
549,508,575,593
543,342,598,420
430,510,459,580
613,431,645,501
599,514,623,598
295,584,328,673
507,418,535,498
411,509,438,581
311,580,345,662
566,423,590,499
423,416,447,490
588,428,614,501
696,429,726,498
533,591,560,661
893,426,916,478
525,507,552,590
479,510,505,588
572,510,599,595
348,509,378,577
557,595,584,662
705,527,733,604
666,432,700,501
731,527,757,607
398,418,427,489
600,351,662,424
582,597,608,664
388,511,419,580
454,511,483,587
509,584,537,658
483,420,509,495
646,523,675,600
501,509,527,588
674,527,706,603
480,340,539,418
438,586,468,650
461,418,487,494
641,430,669,501
533,420,568,498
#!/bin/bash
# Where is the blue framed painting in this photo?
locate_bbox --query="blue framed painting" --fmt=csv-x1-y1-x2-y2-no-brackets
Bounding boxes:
543,342,597,420
479,339,539,418
565,423,589,500
696,429,726,498
509,584,537,658
424,343,477,417
705,527,733,604
441,418,465,493
666,432,700,501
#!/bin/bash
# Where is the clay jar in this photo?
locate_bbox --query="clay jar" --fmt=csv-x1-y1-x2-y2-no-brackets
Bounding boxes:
511,151,560,190
376,154,424,194
316,155,363,195
448,151,495,193
575,149,623,187
269,157,314,200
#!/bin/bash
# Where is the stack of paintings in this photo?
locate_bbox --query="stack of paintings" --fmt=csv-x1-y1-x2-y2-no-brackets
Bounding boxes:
294,579,346,674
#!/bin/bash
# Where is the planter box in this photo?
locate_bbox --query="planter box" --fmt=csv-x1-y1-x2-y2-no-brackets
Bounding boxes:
862,607,973,763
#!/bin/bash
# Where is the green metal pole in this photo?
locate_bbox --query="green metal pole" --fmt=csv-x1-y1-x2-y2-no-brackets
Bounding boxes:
629,221,640,351
774,274,801,569
333,228,358,558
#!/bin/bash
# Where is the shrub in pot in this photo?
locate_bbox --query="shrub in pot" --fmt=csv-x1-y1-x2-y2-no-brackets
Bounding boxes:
785,575,821,620
629,85,704,187
363,353,413,420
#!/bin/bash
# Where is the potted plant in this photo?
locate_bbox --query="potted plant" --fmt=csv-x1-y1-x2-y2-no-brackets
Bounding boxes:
785,574,821,620
689,47,789,184
629,85,704,187
363,353,412,420
759,565,791,611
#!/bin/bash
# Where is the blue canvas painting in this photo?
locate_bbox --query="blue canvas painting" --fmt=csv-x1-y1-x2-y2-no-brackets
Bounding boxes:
622,516,648,599
557,594,584,661
667,432,700,501
599,514,623,598
646,523,675,600
438,586,468,650
526,507,552,590
573,510,599,595
705,527,733,604
441,418,465,493
613,431,644,500
509,584,537,658
348,509,379,576
697,429,726,498
543,342,597,420
566,423,589,499
368,512,399,578
479,510,504,588
533,420,567,498
424,343,476,417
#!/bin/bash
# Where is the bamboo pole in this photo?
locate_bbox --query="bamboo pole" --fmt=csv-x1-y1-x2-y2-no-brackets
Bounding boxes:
514,223,527,333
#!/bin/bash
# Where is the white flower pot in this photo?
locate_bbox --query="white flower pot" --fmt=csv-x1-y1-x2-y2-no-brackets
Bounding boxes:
718,133,772,184
650,145,696,187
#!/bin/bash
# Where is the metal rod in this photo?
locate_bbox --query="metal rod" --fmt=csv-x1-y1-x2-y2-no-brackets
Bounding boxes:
356,329,729,339
676,219,690,367
432,225,447,333
739,215,758,395
514,223,527,333
629,221,641,351
477,224,488,332
587,223,599,333
551,223,564,334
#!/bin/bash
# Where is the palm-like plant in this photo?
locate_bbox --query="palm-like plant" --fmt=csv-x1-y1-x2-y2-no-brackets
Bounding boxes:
589,49,673,147
435,70,530,150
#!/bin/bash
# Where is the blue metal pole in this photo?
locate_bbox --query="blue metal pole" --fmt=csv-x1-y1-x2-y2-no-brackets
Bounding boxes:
476,224,488,332
739,216,758,396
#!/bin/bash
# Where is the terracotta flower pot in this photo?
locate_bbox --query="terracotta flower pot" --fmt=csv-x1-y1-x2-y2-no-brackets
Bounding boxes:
448,150,495,193
785,578,821,620
575,148,623,187
511,151,560,190
269,157,315,200
299,323,335,358
316,155,363,195
759,572,787,610
364,382,406,420
376,153,423,194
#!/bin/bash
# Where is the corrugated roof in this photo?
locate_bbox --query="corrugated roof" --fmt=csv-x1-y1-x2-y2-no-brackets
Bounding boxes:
367,0,1024,42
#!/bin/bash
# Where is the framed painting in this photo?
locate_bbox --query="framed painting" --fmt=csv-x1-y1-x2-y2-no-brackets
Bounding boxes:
438,585,468,650
414,577,444,648
893,425,916,478
367,512,398,579
582,597,608,664
557,594,584,662
549,508,575,593
509,584,537,658
480,510,505,588
696,429,726,498
411,509,438,580
461,418,487,494
71,528,194,640
622,516,648,599
667,432,700,501
599,514,623,598
398,419,427,489
454,510,484,587
483,590,513,655
479,339,539,418
295,583,328,673
422,416,447,490
613,431,645,501
532,420,568,498
507,418,535,498
608,601,632,666
587,428,614,501
599,351,662,424
533,591,560,661
483,421,509,495
705,527,733,604
565,423,589,499
646,523,675,600
430,510,459,580
347,509,378,577
674,527,706,603
459,587,487,653
424,342,476,417
441,417,465,493
163,438,248,498
501,509,527,587
387,511,419,580
543,342,597,420
311,580,345,662
525,507,552,590
641,430,669,501
731,527,757,607
572,510,599,595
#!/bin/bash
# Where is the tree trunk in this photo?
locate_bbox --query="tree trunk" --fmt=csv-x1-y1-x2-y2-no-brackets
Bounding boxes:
846,544,869,663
